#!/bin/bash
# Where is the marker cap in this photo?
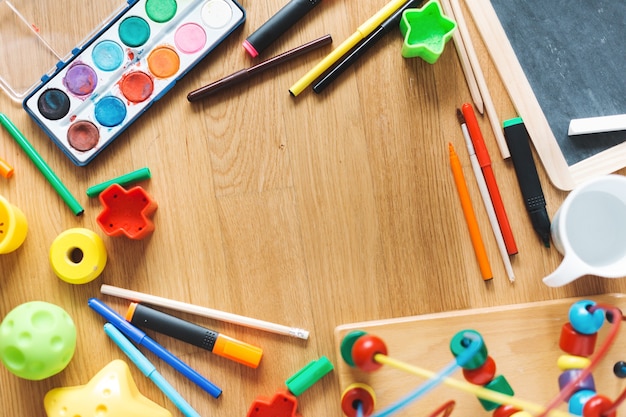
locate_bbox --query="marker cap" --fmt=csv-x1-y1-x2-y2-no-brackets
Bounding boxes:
213,334,263,368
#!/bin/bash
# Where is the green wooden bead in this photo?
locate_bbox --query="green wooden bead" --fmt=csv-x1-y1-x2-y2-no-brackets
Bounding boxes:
450,329,488,370
478,375,515,411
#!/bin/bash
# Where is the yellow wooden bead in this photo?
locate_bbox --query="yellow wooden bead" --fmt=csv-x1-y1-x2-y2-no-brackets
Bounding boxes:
557,354,591,371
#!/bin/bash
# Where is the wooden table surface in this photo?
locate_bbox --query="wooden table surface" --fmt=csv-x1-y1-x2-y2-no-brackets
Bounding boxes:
1,1,625,416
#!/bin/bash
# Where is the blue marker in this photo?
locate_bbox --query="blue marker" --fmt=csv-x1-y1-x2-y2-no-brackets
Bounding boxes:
88,298,222,398
104,323,202,417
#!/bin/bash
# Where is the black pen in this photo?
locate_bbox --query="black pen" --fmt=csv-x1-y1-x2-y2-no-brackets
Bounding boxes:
243,0,322,57
503,117,551,247
312,0,423,94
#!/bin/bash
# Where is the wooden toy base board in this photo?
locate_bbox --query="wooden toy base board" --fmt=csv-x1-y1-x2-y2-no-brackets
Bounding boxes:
334,294,626,416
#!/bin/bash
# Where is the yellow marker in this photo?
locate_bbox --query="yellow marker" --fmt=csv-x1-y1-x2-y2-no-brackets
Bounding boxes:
289,0,409,96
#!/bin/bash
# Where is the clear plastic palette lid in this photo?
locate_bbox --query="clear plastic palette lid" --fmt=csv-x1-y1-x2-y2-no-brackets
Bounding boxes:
0,0,129,102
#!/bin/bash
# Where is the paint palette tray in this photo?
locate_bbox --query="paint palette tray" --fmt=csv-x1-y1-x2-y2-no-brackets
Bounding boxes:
9,0,244,166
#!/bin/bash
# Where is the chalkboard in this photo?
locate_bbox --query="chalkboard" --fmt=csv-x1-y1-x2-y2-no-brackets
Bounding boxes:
466,1,626,190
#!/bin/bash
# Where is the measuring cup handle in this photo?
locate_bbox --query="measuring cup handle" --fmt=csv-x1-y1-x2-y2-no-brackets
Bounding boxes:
542,255,588,287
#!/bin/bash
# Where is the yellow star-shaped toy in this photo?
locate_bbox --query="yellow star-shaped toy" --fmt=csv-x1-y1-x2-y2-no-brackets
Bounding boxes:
399,0,457,63
44,359,172,417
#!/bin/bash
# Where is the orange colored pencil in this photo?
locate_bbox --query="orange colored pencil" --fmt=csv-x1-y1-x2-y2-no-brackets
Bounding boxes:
449,142,493,281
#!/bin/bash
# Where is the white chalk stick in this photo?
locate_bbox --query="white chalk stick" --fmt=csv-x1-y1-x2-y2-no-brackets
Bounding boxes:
568,114,626,136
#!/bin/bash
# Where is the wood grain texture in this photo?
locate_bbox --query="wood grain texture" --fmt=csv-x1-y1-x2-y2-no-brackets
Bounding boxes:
1,1,626,416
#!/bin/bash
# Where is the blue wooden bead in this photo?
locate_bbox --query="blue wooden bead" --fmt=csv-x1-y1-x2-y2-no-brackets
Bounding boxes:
568,389,596,416
558,369,596,399
569,300,604,335
450,329,488,370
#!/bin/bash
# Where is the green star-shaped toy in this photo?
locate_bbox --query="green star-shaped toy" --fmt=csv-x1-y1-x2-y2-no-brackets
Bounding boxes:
399,0,457,63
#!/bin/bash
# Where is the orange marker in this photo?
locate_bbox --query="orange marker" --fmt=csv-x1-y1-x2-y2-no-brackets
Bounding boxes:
449,143,493,281
461,103,518,255
0,157,14,178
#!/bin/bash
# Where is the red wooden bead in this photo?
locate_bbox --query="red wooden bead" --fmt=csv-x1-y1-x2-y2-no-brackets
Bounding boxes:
341,383,376,417
352,334,387,372
492,404,521,417
463,356,496,385
559,323,597,357
582,394,616,417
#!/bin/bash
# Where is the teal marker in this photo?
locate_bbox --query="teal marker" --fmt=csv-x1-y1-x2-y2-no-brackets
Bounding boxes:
86,167,151,197
0,113,84,216
103,323,202,417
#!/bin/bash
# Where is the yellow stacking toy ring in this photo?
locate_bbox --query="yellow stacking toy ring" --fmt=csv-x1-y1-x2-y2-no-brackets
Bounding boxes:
0,195,28,254
50,228,107,284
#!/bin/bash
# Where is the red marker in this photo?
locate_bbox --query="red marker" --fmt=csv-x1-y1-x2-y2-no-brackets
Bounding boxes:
461,103,518,255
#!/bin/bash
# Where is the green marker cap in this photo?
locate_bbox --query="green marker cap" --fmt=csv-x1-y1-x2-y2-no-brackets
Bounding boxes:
285,356,334,396
503,117,524,128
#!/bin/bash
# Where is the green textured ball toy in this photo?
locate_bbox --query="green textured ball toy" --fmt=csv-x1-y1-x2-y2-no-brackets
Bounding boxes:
0,301,76,380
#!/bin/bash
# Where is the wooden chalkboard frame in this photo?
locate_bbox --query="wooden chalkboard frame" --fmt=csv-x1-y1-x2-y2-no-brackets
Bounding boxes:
465,0,626,191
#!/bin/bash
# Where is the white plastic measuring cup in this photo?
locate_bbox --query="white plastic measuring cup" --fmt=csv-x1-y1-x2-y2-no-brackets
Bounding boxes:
544,174,626,287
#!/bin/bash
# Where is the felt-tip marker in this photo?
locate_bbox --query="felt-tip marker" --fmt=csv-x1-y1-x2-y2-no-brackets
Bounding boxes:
103,323,202,417
502,117,551,247
88,298,222,398
243,0,322,57
313,0,423,93
127,302,263,368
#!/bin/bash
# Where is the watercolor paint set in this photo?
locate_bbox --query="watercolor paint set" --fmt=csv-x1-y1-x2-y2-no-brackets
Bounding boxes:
0,0,245,166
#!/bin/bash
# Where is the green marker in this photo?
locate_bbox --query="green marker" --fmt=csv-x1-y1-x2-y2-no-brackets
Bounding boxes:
0,113,84,216
86,167,152,198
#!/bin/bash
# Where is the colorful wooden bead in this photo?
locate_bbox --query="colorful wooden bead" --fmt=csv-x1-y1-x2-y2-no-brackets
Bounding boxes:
613,361,626,378
557,354,591,371
558,369,596,399
450,330,488,370
463,355,496,385
351,334,387,372
340,331,367,367
582,394,616,417
341,383,376,417
492,404,520,417
559,323,597,357
568,389,596,416
478,375,514,411
568,300,604,335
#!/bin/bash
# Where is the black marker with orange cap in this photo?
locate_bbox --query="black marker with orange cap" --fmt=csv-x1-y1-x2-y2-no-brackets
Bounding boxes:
126,302,263,368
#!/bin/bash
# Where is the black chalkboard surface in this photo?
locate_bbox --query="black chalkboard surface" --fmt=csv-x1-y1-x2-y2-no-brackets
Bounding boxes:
491,0,626,165
466,0,626,190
